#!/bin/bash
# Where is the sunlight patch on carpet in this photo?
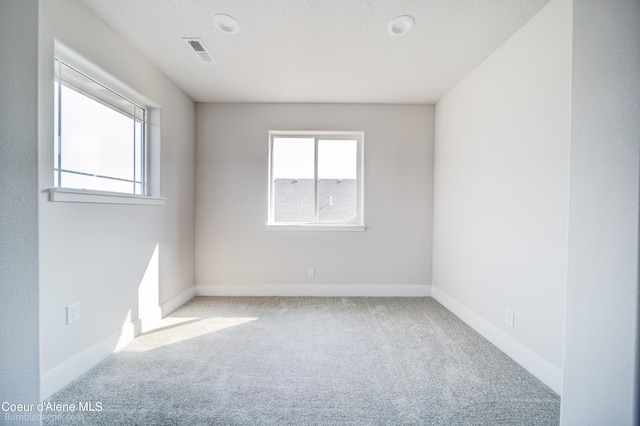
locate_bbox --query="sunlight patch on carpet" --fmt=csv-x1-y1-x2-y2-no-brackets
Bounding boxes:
122,316,259,352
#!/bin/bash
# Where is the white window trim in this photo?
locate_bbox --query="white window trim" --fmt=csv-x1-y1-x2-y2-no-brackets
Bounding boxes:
266,130,365,231
265,223,366,232
49,188,166,206
50,41,163,204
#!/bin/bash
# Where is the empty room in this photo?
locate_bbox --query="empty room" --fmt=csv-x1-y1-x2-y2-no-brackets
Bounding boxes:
1,0,638,425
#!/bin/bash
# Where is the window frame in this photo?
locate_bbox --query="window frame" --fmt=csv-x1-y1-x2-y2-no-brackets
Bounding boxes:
266,130,365,231
49,42,164,206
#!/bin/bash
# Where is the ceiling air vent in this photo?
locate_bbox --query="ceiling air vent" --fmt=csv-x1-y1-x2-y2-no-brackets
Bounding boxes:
183,38,216,63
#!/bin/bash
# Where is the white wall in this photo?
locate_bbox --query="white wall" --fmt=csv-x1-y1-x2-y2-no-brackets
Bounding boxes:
0,1,41,422
432,0,572,393
561,0,640,423
196,103,433,296
37,0,195,398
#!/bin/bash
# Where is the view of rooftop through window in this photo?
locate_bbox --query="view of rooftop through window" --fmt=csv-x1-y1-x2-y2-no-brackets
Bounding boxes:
269,134,361,225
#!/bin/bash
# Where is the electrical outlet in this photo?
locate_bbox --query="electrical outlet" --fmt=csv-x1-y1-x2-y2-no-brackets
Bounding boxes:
67,303,80,324
308,268,315,279
505,309,514,328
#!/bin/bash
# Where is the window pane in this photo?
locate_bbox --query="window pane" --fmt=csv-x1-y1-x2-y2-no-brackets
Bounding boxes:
60,172,133,194
272,138,315,223
60,85,135,181
318,139,357,179
317,139,358,222
58,60,143,120
54,59,146,195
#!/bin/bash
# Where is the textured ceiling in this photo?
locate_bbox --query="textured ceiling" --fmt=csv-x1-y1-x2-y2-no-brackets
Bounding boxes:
79,0,550,103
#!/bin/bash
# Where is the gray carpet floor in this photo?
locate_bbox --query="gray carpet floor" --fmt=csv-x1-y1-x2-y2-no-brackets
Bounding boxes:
45,297,560,425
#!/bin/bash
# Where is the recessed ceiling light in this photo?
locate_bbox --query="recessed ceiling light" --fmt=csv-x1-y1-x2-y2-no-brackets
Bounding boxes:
213,14,240,34
388,15,415,36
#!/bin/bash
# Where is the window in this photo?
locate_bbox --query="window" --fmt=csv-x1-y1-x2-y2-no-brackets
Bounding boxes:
267,131,364,230
54,58,147,195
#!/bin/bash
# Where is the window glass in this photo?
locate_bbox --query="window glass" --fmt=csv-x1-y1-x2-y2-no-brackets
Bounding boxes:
268,132,363,226
317,139,358,222
54,59,146,195
272,137,315,223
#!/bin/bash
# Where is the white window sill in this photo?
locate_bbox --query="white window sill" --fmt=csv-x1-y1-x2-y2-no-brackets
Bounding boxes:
48,188,166,206
265,224,366,232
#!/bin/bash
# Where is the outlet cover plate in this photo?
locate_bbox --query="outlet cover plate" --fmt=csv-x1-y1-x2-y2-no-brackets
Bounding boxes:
67,303,80,324
505,309,514,328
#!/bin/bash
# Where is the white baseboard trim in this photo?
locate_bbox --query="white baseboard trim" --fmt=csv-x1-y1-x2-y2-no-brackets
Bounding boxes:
41,319,141,401
431,286,563,395
160,286,196,317
41,288,198,401
196,284,431,297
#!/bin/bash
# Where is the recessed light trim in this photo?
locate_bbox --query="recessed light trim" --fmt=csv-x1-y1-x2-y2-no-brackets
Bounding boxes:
388,15,415,36
213,13,240,34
